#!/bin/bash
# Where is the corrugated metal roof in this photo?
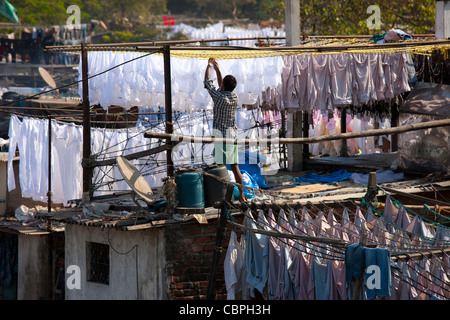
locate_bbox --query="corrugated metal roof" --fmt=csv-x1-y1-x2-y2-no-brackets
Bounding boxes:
37,205,221,231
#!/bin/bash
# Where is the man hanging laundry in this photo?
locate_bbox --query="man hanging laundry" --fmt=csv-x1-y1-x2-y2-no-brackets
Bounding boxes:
204,57,247,203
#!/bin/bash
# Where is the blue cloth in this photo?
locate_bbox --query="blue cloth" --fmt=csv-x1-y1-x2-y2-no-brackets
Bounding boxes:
236,164,271,189
230,169,259,200
364,247,391,299
293,169,352,184
227,163,271,189
311,257,331,300
345,243,366,284
245,218,269,297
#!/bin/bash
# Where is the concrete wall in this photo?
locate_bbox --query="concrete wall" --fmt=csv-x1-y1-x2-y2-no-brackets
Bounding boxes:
17,234,51,300
436,1,450,40
65,224,166,300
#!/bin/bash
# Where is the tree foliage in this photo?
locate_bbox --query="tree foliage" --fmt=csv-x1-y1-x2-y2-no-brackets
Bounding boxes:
166,0,260,21
0,0,436,39
299,0,435,35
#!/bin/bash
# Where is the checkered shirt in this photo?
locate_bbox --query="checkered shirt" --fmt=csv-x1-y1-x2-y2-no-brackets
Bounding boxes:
204,79,238,138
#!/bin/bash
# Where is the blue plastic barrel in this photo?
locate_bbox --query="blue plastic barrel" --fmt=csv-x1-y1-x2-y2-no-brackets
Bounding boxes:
175,172,205,208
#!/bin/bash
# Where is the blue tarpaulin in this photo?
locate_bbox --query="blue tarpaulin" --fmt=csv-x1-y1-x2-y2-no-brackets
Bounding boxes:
226,153,273,200
293,169,352,184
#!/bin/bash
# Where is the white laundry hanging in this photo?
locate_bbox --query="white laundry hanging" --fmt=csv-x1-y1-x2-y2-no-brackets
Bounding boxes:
170,22,286,47
79,50,411,113
7,109,274,204
78,51,285,112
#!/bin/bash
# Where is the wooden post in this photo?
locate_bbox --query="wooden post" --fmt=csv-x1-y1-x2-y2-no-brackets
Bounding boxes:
163,44,174,177
47,116,52,214
206,198,230,300
340,108,348,157
47,116,53,233
302,111,309,160
368,172,377,188
364,172,378,206
289,111,304,172
81,42,92,202
390,104,399,152
281,109,287,169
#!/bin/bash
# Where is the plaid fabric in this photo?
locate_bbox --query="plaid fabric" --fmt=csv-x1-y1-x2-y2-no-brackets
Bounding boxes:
204,79,238,138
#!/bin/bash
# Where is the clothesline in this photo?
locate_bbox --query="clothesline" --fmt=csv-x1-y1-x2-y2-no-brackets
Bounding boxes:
223,193,450,300
45,38,450,56
7,108,282,204
231,195,450,254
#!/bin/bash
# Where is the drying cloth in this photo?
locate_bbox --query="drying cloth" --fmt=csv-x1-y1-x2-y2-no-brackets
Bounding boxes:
364,247,392,299
311,257,331,300
244,214,269,297
79,51,410,112
8,110,281,204
345,243,366,284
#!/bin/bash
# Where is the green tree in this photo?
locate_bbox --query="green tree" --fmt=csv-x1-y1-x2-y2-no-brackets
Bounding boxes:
0,0,169,43
254,0,435,35
166,0,259,21
99,0,166,30
0,0,104,25
0,0,67,25
298,0,435,35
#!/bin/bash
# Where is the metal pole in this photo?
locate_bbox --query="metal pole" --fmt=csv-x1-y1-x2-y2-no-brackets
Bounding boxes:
163,44,174,177
81,42,92,202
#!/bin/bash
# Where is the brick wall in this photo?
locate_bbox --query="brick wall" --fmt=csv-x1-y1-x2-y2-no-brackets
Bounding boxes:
164,213,244,300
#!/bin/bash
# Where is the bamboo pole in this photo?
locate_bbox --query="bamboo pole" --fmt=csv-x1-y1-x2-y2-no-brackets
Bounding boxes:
45,38,450,53
381,186,450,207
144,118,450,145
232,221,348,247
391,247,450,262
